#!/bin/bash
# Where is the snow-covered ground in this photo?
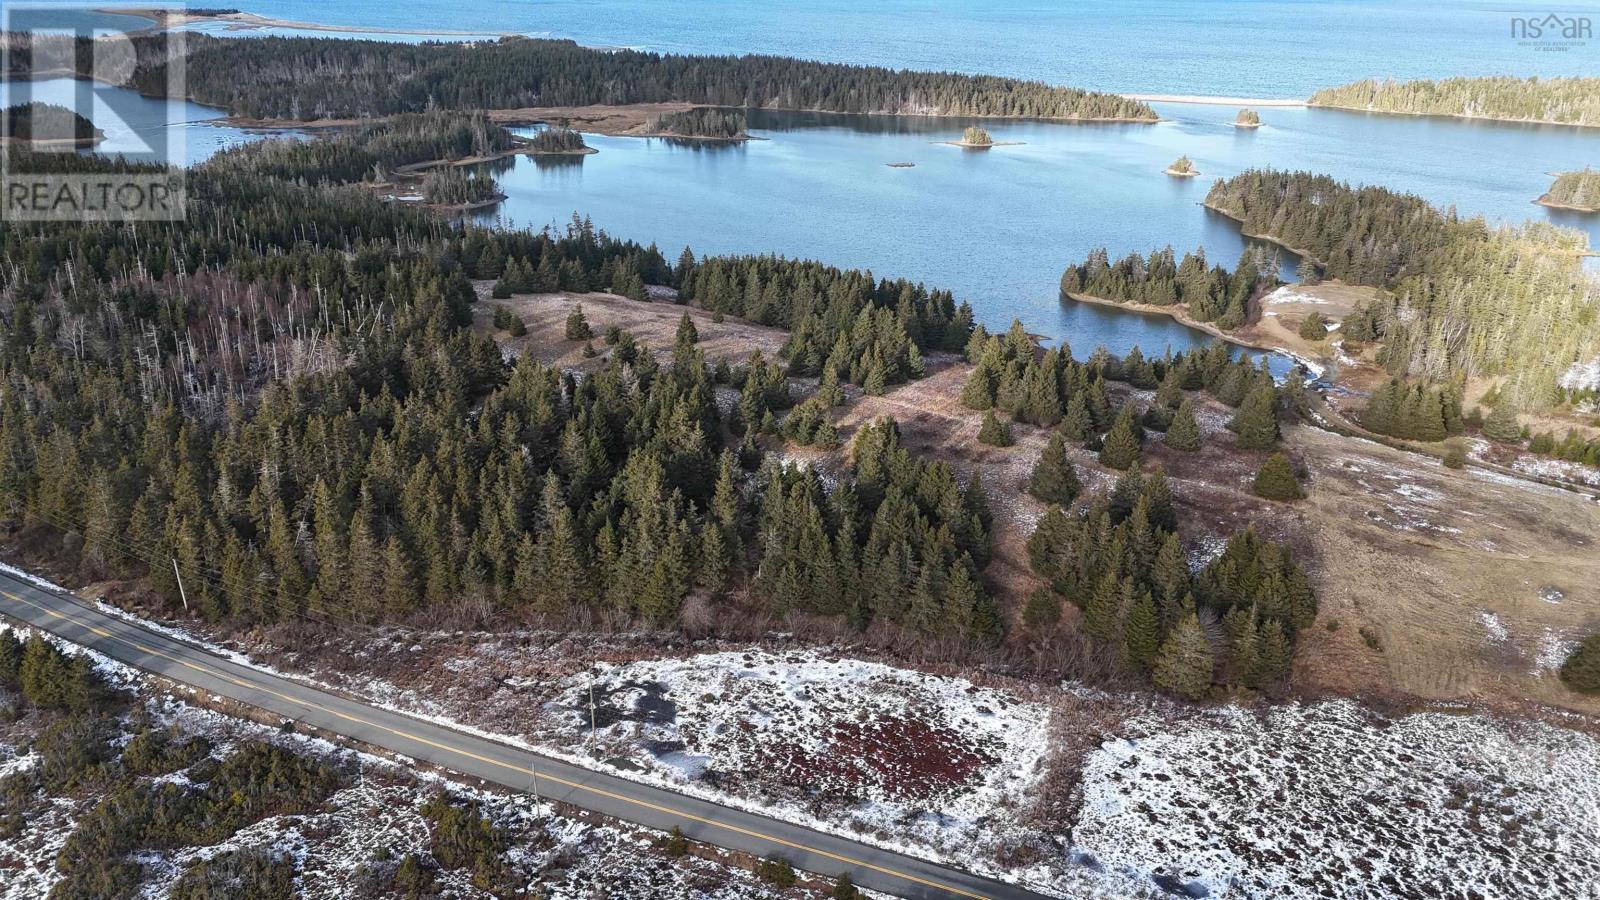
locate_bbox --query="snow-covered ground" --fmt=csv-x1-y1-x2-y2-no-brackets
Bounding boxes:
7,564,1600,900
1076,701,1600,899
0,622,825,900
543,650,1053,859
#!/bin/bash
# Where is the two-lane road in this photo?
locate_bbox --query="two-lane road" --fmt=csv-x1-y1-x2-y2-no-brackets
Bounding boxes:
0,570,1051,900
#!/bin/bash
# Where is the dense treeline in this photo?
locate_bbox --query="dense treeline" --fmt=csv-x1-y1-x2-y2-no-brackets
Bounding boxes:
208,111,515,184
1205,169,1600,408
528,125,590,153
1,102,98,143
117,32,1155,121
1059,245,1278,329
0,148,983,646
1309,76,1600,126
679,254,974,388
1028,480,1316,697
647,107,748,139
421,165,502,205
754,419,999,642
962,319,1294,448
1359,379,1464,442
1540,168,1600,211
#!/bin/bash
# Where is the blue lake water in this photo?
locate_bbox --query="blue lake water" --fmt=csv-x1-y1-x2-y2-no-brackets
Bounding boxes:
0,78,293,162
473,103,1600,360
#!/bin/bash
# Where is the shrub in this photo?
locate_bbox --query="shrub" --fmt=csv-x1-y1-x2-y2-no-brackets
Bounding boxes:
756,856,797,887
1298,311,1327,340
662,824,689,857
1253,452,1304,501
1560,634,1600,694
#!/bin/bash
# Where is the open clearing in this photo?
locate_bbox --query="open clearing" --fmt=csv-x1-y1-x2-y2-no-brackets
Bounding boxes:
473,286,790,371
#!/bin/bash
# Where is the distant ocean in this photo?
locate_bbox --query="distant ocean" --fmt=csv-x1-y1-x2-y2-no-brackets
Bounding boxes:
71,0,1600,97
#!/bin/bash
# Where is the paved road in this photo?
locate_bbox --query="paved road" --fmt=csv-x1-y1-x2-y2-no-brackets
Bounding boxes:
0,570,1051,900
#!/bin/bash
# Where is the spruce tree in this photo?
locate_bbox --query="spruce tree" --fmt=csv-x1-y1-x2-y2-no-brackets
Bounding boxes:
1122,590,1160,670
676,312,699,345
1229,385,1280,450
1482,402,1522,444
1152,611,1214,700
564,305,593,340
1253,452,1304,501
977,411,1014,447
1163,398,1202,451
1023,586,1061,628
1028,433,1080,504
1099,407,1142,470
1060,392,1095,443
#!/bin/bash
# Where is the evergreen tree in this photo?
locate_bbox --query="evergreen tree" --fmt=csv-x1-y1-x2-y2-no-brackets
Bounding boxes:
1163,398,1202,451
1099,407,1142,470
1027,433,1080,504
1482,402,1523,444
1152,611,1214,700
1229,385,1280,450
1252,452,1305,501
1122,590,1160,670
977,411,1014,447
676,313,699,345
1023,586,1061,629
565,305,593,340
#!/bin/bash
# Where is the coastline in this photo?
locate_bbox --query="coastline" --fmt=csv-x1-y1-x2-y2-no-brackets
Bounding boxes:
1304,101,1600,130
1202,202,1322,262
934,139,1024,148
1536,196,1600,214
1063,291,1279,354
0,131,105,149
1125,94,1306,107
1164,166,1199,177
100,7,511,38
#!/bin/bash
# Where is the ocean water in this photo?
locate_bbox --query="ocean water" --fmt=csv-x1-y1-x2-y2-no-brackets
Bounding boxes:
77,0,1600,97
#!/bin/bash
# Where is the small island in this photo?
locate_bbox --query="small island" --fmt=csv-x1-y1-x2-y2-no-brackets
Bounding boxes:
1537,168,1600,212
936,125,1023,149
421,166,506,212
1,102,103,148
886,161,916,168
640,107,749,141
1165,154,1199,177
1235,107,1261,129
526,125,597,156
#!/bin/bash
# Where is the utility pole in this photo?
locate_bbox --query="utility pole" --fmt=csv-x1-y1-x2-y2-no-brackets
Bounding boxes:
588,682,598,746
171,558,190,613
529,762,541,805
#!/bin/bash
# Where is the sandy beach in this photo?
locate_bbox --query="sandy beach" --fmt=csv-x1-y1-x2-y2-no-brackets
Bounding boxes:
1126,93,1307,107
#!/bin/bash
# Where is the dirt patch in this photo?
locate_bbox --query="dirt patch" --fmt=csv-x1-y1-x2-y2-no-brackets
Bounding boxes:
487,104,701,136
472,286,789,370
1286,424,1600,717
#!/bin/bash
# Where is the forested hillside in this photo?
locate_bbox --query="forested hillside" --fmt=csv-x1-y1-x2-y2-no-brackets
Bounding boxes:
112,33,1155,122
0,143,994,645
1308,76,1600,126
1204,169,1600,408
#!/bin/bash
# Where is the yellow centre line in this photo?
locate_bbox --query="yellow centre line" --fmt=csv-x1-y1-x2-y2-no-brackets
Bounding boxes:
0,588,996,900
